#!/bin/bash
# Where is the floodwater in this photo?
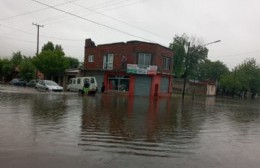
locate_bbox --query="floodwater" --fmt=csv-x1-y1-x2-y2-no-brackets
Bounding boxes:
0,89,260,168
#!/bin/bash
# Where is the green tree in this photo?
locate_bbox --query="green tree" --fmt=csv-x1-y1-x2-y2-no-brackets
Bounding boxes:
236,58,260,95
220,71,243,96
188,44,208,79
196,59,229,81
34,42,69,79
220,58,260,97
55,44,65,56
0,58,4,76
170,34,208,100
41,42,65,55
169,34,187,77
65,57,80,69
19,57,36,81
169,34,208,78
41,41,55,52
11,51,23,67
0,58,13,81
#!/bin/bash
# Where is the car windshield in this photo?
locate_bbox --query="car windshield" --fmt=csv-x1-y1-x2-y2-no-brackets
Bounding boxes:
45,80,58,86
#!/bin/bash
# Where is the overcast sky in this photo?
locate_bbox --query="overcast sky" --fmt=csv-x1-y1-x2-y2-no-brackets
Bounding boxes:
1,0,259,69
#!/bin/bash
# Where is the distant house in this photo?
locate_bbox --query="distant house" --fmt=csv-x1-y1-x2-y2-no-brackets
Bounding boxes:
82,39,175,97
172,79,217,96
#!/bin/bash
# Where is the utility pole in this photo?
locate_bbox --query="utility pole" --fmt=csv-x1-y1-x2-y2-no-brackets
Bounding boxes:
182,42,190,103
181,40,221,104
32,23,44,56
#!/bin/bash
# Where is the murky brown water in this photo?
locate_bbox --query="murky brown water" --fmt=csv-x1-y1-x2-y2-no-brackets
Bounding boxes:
0,90,260,168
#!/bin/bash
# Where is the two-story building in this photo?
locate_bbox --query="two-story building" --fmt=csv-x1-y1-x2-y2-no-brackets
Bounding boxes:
83,39,174,97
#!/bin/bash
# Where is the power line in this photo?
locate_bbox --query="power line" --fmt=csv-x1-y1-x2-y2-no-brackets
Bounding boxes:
0,24,35,36
35,0,149,29
34,0,132,24
91,0,145,11
31,0,155,42
69,1,164,39
0,23,83,41
0,0,79,21
0,8,48,21
86,0,128,9
211,50,260,58
24,0,154,44
0,35,35,43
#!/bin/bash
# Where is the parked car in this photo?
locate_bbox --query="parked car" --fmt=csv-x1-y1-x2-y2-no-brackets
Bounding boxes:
27,79,39,88
67,76,97,94
36,80,63,92
9,78,26,86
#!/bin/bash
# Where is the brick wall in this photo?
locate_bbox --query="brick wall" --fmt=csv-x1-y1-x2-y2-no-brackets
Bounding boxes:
84,39,174,73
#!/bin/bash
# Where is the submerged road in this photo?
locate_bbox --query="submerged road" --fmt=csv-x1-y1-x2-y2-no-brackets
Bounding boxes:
0,84,260,168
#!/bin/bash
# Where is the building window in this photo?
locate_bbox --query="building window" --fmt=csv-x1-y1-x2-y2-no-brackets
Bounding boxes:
108,76,129,91
138,53,151,66
103,54,114,70
88,55,94,62
163,57,171,70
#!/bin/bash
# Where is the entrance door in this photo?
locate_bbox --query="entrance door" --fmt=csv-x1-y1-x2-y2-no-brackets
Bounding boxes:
134,76,151,96
160,77,169,93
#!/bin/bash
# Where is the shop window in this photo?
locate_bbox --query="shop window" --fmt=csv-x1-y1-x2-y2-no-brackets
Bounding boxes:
108,76,129,91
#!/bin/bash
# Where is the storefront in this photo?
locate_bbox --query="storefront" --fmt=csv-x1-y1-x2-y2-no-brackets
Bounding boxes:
102,64,172,97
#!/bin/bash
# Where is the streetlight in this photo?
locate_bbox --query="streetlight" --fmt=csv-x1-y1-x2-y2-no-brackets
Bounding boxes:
204,40,221,46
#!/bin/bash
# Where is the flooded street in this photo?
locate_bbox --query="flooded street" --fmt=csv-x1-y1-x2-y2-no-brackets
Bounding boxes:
0,88,260,168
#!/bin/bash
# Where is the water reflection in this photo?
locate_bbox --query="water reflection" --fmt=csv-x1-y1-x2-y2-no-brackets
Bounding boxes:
1,91,260,168
79,95,203,157
31,94,68,123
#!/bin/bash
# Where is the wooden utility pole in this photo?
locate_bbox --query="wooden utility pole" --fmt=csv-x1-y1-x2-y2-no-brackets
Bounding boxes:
182,42,190,102
32,23,44,56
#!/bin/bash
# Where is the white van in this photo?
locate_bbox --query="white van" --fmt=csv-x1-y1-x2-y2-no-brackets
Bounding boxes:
67,77,98,94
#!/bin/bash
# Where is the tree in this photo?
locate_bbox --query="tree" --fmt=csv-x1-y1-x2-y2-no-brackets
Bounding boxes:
169,34,208,79
42,42,65,55
11,51,23,67
34,42,69,79
196,59,229,81
41,41,55,52
188,44,208,79
219,58,260,97
220,71,242,96
65,57,80,69
0,58,13,81
169,34,187,77
236,58,260,96
169,34,208,100
19,57,36,81
55,44,65,56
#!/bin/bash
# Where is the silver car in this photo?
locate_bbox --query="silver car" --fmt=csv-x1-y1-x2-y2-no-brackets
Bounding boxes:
36,80,63,92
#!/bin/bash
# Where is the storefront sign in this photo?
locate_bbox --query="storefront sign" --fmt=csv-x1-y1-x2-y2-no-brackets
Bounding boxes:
127,64,157,75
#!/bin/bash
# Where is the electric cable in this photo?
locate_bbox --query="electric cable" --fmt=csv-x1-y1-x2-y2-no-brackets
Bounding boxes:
31,0,156,43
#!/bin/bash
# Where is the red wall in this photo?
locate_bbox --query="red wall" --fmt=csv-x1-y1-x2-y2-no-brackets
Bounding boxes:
84,40,174,74
84,39,174,97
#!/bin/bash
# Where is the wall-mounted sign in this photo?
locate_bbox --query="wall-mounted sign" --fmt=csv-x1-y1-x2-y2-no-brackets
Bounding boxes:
127,64,157,75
